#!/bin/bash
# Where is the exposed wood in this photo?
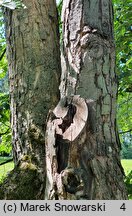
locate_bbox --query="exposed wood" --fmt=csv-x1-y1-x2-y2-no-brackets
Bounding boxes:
53,95,88,141
45,0,128,199
45,95,96,199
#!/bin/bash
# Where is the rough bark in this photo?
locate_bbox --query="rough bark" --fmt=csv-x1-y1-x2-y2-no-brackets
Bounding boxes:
45,0,128,199
1,0,61,199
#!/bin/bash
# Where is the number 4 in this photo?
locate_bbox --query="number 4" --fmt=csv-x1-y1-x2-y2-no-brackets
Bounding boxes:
120,203,126,211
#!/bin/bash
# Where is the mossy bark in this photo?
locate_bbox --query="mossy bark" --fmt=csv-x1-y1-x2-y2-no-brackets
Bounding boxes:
0,156,44,199
1,0,61,199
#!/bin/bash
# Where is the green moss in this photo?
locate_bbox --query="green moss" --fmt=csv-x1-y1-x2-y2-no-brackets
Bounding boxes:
22,155,31,162
20,162,37,170
0,158,44,200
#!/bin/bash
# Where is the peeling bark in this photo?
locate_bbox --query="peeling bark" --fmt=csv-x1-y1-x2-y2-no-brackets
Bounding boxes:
45,0,127,199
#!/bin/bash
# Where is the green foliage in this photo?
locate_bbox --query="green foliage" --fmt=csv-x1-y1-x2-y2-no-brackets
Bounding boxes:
0,0,26,10
117,93,132,133
0,92,11,154
117,92,132,159
121,160,132,199
57,0,62,44
0,9,7,81
114,0,132,157
124,171,132,200
121,159,132,174
114,0,132,93
121,142,132,159
0,9,11,155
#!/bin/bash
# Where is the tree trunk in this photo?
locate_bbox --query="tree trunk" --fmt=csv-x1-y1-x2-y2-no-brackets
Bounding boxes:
0,0,61,199
45,0,128,199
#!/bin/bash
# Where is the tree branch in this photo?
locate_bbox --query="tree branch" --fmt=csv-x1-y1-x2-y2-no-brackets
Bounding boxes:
0,158,13,166
119,129,132,134
0,48,6,61
0,128,10,136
